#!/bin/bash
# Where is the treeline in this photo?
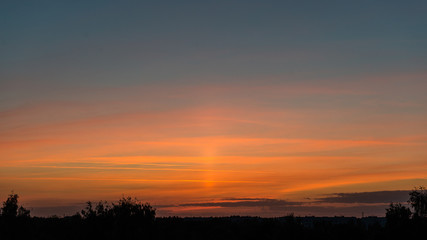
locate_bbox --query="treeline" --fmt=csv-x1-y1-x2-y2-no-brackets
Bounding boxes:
0,195,155,240
0,187,426,240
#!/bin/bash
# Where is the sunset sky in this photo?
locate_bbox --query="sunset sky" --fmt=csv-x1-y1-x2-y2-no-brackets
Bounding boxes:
1,1,427,217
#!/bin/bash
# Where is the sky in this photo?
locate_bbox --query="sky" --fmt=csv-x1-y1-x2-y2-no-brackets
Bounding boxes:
1,0,427,217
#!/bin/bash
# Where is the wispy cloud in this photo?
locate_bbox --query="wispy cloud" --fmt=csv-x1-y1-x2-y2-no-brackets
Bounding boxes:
315,190,410,204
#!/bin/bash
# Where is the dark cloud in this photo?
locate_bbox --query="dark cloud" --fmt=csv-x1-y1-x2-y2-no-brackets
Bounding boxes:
179,198,302,208
316,190,410,204
221,197,276,201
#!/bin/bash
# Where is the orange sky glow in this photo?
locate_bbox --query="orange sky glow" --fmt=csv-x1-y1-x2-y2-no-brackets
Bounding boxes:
1,76,427,217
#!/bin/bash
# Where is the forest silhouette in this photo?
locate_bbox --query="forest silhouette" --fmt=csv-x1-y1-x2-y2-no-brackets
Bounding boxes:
1,187,427,240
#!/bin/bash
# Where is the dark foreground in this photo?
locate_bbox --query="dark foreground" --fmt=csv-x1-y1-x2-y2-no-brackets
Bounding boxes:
1,215,426,240
2,189,427,240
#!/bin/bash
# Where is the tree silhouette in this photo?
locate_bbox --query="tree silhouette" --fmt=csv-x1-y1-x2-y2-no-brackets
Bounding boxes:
112,196,156,222
79,196,156,239
1,192,30,218
81,197,155,221
408,186,427,218
81,200,111,219
385,202,411,227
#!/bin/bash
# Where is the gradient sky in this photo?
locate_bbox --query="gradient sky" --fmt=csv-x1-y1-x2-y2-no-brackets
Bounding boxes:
1,0,427,217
